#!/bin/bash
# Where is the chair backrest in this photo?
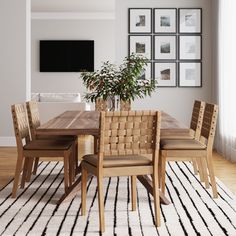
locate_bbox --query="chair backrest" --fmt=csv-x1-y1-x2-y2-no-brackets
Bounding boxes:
95,98,108,111
200,103,218,149
190,100,205,139
26,101,41,140
99,110,161,158
120,100,131,111
95,98,131,111
11,103,30,149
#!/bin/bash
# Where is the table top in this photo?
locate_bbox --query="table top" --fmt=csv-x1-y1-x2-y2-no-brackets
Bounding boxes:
36,110,188,136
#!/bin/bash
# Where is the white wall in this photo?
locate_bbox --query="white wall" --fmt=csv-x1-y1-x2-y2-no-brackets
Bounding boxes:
115,0,213,125
0,0,31,145
31,0,115,12
31,19,115,96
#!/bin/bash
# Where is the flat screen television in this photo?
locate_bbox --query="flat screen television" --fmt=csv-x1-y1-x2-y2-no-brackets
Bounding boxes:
40,40,94,72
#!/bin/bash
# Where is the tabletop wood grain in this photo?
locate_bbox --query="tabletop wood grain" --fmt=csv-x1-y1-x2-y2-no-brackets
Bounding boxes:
36,110,188,136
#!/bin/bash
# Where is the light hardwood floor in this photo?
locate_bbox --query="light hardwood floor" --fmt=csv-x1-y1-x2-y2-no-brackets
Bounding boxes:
0,136,235,194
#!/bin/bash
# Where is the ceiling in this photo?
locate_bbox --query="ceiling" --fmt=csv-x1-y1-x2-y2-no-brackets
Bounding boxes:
31,0,115,12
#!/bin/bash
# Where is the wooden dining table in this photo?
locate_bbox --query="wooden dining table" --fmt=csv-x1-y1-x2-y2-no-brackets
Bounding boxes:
36,110,188,205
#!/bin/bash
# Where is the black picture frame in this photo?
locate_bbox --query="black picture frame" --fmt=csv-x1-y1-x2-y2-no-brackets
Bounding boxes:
179,8,202,34
179,35,202,60
128,35,152,60
154,62,177,87
154,8,177,34
178,62,202,87
154,35,177,60
128,8,152,34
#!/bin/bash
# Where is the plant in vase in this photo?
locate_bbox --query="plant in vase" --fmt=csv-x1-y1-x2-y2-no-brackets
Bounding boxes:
81,61,118,110
116,53,156,110
81,53,157,111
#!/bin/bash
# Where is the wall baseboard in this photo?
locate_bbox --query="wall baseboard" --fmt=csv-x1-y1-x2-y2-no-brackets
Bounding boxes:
0,137,16,147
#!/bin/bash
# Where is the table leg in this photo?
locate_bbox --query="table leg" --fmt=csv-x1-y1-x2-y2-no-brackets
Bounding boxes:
58,174,170,205
137,175,171,205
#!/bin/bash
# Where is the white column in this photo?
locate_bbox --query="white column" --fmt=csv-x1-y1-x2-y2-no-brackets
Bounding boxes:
0,0,31,146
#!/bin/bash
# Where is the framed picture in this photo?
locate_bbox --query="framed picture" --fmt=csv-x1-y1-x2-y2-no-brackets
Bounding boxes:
179,8,202,33
179,62,202,87
140,63,152,81
128,8,152,33
179,35,202,60
154,8,177,33
154,62,177,87
129,35,152,59
154,35,176,60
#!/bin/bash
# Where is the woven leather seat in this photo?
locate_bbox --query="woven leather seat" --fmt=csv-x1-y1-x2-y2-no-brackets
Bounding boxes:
36,134,77,141
161,139,206,150
161,133,194,140
83,154,151,168
24,139,73,150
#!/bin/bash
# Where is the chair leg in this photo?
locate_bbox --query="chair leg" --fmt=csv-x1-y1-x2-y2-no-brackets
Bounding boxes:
63,153,70,193
201,158,210,189
153,165,161,227
21,157,30,189
69,149,75,185
32,157,39,175
197,159,204,182
161,155,166,194
25,159,34,182
97,174,105,233
192,158,198,175
12,153,24,198
75,138,79,175
81,165,87,216
131,176,136,211
93,136,98,154
206,155,218,198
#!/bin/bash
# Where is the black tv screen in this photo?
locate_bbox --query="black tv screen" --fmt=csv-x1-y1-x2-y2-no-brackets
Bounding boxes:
40,40,94,72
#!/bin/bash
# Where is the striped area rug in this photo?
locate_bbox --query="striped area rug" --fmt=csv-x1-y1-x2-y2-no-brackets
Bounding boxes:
0,162,235,236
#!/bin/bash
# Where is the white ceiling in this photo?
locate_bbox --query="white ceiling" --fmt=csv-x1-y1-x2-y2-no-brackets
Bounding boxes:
31,0,115,12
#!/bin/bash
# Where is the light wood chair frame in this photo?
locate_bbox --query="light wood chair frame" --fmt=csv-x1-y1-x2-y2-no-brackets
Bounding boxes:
160,103,219,198
11,103,74,198
26,101,79,178
161,100,205,178
81,110,162,232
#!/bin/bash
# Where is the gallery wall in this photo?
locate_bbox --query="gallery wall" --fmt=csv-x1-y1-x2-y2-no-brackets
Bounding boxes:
115,0,213,125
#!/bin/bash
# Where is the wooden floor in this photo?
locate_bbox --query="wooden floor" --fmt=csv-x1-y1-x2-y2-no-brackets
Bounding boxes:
0,136,235,194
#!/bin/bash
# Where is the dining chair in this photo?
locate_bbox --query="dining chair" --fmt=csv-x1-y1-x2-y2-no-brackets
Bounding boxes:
161,100,205,177
160,103,219,198
26,101,78,178
11,103,75,198
81,110,161,232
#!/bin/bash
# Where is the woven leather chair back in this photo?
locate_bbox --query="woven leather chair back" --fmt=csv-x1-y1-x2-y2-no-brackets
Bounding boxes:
11,104,30,147
190,100,205,139
200,103,218,140
99,110,161,156
26,101,41,139
95,98,108,111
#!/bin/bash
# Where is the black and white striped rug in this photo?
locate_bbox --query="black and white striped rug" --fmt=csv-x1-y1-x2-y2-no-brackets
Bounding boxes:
0,161,235,236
